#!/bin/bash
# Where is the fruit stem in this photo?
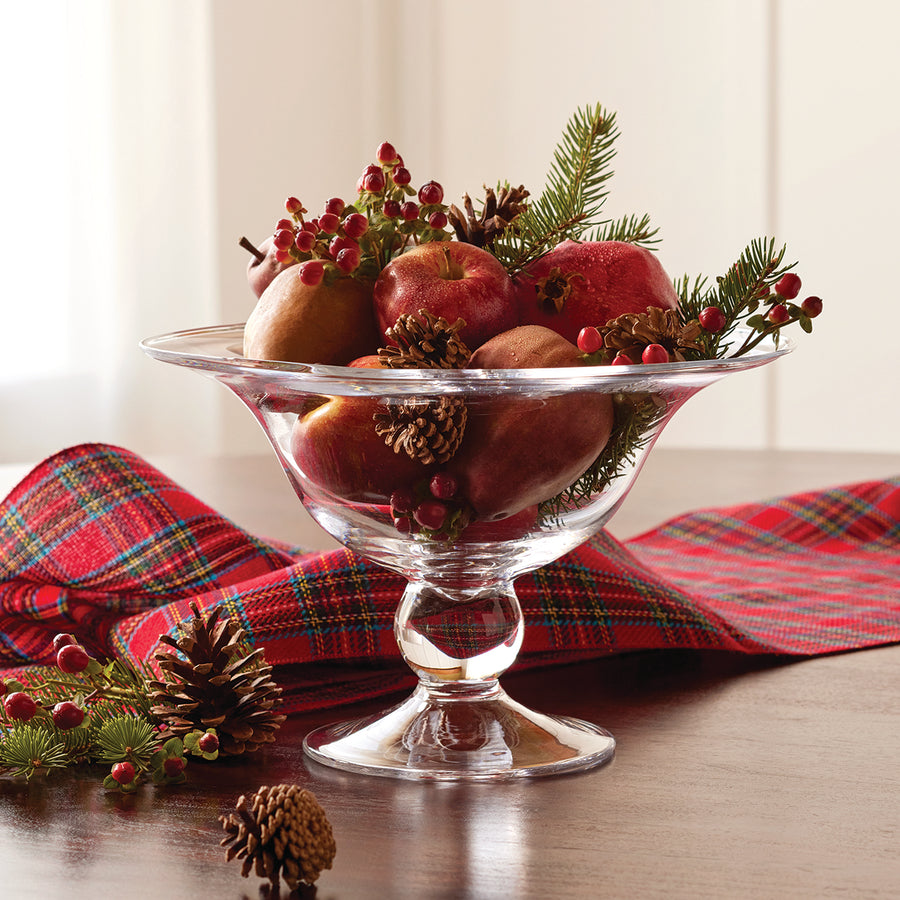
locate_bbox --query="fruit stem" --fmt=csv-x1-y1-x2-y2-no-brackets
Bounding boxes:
438,245,465,280
238,236,266,263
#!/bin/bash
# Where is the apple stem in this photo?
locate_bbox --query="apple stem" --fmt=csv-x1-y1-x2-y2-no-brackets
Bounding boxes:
239,236,266,263
439,244,466,280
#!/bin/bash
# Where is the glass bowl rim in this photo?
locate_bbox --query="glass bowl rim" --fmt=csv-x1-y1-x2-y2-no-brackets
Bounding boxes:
140,322,794,390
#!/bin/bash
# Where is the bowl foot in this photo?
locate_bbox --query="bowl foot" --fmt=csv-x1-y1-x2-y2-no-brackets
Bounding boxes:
302,683,615,780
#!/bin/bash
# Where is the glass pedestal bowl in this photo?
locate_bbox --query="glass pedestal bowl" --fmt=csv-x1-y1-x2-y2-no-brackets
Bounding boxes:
141,324,790,781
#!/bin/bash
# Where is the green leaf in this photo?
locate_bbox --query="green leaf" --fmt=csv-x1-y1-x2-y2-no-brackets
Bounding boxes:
799,314,813,333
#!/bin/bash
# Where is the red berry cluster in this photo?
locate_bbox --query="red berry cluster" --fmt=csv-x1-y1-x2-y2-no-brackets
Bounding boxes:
576,326,674,366
389,472,472,540
0,633,93,730
270,142,451,285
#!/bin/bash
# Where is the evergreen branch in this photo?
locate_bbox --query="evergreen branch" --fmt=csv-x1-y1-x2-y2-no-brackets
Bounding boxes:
588,212,660,247
493,104,621,272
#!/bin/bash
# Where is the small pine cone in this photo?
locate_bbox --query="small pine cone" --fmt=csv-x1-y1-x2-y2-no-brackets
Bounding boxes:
447,184,530,248
220,784,336,890
379,308,471,370
148,602,285,756
373,395,467,465
601,306,703,362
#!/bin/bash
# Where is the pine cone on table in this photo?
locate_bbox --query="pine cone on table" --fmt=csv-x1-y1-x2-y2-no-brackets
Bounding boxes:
220,783,336,889
148,602,285,756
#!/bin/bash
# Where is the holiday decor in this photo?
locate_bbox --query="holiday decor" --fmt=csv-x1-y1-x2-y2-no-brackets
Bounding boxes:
0,604,279,788
148,602,286,756
140,100,824,779
220,783,336,890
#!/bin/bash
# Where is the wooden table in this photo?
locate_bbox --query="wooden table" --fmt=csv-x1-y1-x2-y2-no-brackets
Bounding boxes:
1,449,899,899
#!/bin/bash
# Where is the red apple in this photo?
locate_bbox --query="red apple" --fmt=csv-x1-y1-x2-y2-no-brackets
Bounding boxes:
373,242,517,349
290,356,434,502
244,267,379,365
245,235,297,298
513,240,679,341
448,326,615,521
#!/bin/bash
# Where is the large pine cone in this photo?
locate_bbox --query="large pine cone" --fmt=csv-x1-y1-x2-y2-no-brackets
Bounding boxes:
148,602,285,755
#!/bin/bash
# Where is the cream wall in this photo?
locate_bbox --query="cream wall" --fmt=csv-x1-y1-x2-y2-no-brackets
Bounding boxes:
210,0,900,455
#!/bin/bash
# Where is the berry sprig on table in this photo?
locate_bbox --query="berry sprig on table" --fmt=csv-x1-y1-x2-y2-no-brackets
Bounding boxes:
0,624,255,789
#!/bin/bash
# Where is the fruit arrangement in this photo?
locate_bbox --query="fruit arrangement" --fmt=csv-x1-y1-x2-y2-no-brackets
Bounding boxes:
240,104,823,540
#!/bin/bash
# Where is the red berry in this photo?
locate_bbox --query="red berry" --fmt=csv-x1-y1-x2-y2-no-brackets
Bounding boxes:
391,166,411,186
342,212,368,239
698,306,727,333
294,230,316,253
298,260,325,286
611,353,633,366
111,761,136,785
52,700,85,730
275,218,294,232
641,344,670,364
399,201,419,221
390,487,416,514
272,228,295,251
57,643,91,673
774,272,802,300
362,170,385,193
52,632,77,652
376,141,398,164
335,248,360,273
301,220,318,234
285,196,303,215
383,199,401,218
428,211,448,229
198,732,219,753
767,303,791,324
414,500,448,531
163,756,186,777
274,249,293,265
418,181,444,205
429,472,458,500
4,692,37,722
324,197,345,216
318,212,340,235
801,295,823,318
329,235,359,258
576,326,603,354
0,681,6,697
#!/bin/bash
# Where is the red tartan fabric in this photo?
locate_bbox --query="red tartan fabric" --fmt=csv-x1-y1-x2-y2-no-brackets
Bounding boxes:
1,443,898,713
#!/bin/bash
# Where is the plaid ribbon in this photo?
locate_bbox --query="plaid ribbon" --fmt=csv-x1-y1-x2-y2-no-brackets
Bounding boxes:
1,443,898,712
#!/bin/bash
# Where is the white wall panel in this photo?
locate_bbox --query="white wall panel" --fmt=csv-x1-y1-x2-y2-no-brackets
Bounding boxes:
775,0,900,452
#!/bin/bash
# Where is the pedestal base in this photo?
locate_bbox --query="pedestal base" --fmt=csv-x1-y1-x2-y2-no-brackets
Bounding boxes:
303,684,615,781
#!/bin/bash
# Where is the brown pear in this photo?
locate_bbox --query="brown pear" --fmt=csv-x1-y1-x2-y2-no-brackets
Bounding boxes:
450,326,614,520
243,267,379,365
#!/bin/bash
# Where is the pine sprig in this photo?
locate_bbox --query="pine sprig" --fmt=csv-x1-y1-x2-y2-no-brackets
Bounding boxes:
0,726,70,779
587,212,659,247
493,104,639,272
677,237,796,357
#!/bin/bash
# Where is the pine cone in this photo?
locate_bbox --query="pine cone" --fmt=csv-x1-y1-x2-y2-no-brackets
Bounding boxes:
448,184,530,248
601,307,703,362
373,395,467,465
220,783,336,889
378,308,471,370
148,602,285,756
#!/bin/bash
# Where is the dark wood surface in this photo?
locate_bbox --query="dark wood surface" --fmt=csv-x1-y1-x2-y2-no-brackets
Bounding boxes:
1,449,899,899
